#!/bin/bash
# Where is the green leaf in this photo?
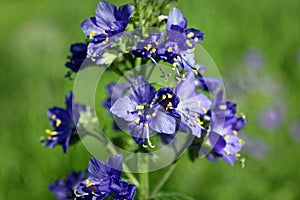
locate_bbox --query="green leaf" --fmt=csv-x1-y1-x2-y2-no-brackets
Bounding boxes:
155,191,195,200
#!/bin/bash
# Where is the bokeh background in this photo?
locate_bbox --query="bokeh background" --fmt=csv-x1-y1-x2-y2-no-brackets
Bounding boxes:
0,0,299,199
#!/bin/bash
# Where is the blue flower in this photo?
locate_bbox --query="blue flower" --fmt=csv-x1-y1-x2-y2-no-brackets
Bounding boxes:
75,155,137,200
110,76,177,145
49,171,85,200
43,92,82,153
65,43,88,72
174,72,212,137
207,91,246,165
81,1,134,58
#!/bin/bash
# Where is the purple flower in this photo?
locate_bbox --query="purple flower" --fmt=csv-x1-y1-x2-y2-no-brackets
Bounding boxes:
110,76,177,145
174,72,211,137
258,106,284,130
65,43,88,72
43,92,81,153
75,155,136,200
49,171,85,200
81,1,134,58
132,32,164,59
195,72,222,92
206,91,246,165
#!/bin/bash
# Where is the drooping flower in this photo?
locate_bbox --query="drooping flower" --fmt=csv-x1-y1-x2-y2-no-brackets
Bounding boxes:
81,1,134,58
206,91,246,165
75,155,136,200
49,171,85,200
110,76,177,145
43,92,82,153
174,72,212,138
65,43,88,72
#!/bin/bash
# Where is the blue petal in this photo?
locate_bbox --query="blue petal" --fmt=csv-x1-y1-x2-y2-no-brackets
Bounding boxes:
81,17,104,36
88,158,110,182
167,8,187,31
127,122,147,144
110,96,138,122
149,107,176,134
116,4,134,22
106,155,123,178
129,76,155,104
95,1,117,29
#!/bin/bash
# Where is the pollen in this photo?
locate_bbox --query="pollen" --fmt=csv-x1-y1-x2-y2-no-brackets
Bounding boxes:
102,37,109,45
167,93,173,99
194,113,199,118
232,130,238,135
135,105,144,110
197,119,203,125
144,44,152,51
151,112,157,117
173,57,178,62
167,47,172,53
85,179,92,188
226,150,230,155
51,114,56,120
55,119,61,127
239,139,243,144
201,108,207,113
194,37,199,42
134,119,139,124
89,30,96,39
144,123,148,128
219,105,227,110
186,40,193,47
166,102,173,110
162,94,166,99
172,63,177,68
151,48,157,53
102,30,106,33
197,101,201,106
45,129,57,136
235,153,241,158
174,45,178,49
187,32,194,38
224,135,229,140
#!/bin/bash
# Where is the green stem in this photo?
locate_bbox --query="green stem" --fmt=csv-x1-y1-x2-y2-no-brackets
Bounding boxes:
139,155,150,200
150,163,177,198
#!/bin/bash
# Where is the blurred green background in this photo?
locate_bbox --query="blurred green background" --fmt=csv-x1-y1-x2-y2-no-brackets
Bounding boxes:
0,0,299,199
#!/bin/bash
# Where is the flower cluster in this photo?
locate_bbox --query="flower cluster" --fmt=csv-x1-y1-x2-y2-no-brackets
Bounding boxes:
49,155,136,200
43,0,248,199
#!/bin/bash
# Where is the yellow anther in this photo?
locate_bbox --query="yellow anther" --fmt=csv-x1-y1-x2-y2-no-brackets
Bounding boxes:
239,139,243,144
89,30,96,39
219,105,227,110
194,113,199,118
186,40,193,48
167,47,172,53
224,135,229,140
47,136,52,140
162,94,166,99
135,105,144,110
235,153,241,158
55,119,61,127
166,102,173,110
197,119,203,125
197,101,201,106
154,42,159,46
85,179,92,188
174,45,178,49
226,151,230,155
102,37,109,45
173,57,178,62
232,130,238,135
144,44,152,51
144,123,148,128
171,67,176,71
167,93,173,99
45,129,57,136
151,112,157,117
102,30,106,33
134,119,139,124
194,37,199,42
151,48,156,53
187,32,194,38
172,63,177,68
192,48,196,52
201,108,207,113
51,114,56,120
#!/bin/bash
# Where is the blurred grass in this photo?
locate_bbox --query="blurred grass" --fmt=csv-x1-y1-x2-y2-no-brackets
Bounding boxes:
0,0,299,199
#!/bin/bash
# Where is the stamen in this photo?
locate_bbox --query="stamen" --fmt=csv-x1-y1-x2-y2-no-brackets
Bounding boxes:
224,135,229,140
186,40,193,48
194,37,199,42
174,45,179,49
135,105,145,110
51,114,56,120
232,130,238,135
55,119,61,127
166,102,173,110
162,94,166,99
102,37,109,45
187,32,194,38
85,179,92,188
239,139,243,144
219,105,227,110
144,44,152,51
226,150,230,155
167,93,173,99
89,30,96,39
235,153,241,158
167,47,172,53
145,126,155,148
134,119,139,124
197,119,203,125
151,48,156,53
201,108,207,113
197,101,201,106
194,113,199,118
45,129,57,136
151,112,157,117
